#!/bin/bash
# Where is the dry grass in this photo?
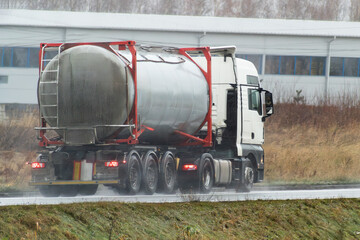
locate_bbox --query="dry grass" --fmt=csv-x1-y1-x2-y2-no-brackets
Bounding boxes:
0,151,34,190
264,101,360,183
0,110,38,190
0,110,38,151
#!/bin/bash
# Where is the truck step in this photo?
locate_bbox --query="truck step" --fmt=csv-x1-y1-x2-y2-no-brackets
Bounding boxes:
42,105,57,107
42,70,59,73
40,81,58,84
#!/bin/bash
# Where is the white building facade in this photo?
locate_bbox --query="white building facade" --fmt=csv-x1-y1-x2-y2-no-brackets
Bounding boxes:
1,9,360,104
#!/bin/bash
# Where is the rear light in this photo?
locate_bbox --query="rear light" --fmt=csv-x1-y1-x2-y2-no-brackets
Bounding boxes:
182,164,197,171
31,162,45,169
105,161,119,167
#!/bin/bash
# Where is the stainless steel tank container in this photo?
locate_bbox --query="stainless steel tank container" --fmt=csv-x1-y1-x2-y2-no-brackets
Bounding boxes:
39,45,209,145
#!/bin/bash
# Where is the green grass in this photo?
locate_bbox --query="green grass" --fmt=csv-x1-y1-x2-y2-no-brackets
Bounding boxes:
0,199,359,239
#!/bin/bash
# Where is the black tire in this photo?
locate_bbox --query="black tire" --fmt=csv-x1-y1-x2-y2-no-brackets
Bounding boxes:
38,185,61,197
125,152,142,194
158,152,176,193
61,185,79,197
238,160,254,192
142,153,158,195
199,158,214,193
79,184,98,196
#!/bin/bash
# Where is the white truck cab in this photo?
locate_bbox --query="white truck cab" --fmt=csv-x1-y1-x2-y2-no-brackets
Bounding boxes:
195,46,273,190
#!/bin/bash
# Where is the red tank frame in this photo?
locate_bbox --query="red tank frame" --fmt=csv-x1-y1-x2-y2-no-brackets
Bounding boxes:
37,41,212,147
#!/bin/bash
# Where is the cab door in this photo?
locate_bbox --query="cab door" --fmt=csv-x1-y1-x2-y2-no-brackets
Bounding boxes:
240,85,264,145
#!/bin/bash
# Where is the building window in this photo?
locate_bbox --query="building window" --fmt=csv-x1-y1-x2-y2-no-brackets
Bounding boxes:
13,48,28,67
344,58,358,77
2,48,12,67
265,56,280,74
330,57,343,76
330,57,360,77
29,48,39,68
236,54,262,74
265,55,326,76
0,47,39,68
311,57,326,76
247,55,262,74
330,57,344,76
295,56,311,75
280,56,295,75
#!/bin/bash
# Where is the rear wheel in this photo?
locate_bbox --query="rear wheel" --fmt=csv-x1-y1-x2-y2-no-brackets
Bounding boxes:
199,158,214,193
158,152,176,193
125,152,142,194
79,184,98,196
61,185,79,197
38,185,61,197
142,153,158,195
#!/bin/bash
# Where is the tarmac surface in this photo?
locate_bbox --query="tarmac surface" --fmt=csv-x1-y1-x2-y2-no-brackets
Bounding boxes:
0,184,359,206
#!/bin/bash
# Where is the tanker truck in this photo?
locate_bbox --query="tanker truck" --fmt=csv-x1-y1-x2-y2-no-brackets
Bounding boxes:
31,41,273,197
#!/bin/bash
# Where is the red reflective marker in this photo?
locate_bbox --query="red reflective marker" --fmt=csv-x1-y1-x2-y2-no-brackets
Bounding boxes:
31,162,45,169
105,161,119,167
182,164,197,171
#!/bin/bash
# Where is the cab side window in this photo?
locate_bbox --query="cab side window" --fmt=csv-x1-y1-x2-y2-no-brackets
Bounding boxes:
248,89,262,115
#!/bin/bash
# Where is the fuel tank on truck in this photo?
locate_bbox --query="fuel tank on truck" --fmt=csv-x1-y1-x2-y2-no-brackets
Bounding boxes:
38,45,209,145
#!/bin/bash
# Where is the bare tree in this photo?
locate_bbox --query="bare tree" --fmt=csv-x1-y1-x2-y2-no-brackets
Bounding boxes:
277,0,310,19
350,0,360,21
238,0,261,18
0,0,356,22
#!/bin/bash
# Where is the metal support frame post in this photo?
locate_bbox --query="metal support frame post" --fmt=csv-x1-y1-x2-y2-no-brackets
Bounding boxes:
177,47,212,147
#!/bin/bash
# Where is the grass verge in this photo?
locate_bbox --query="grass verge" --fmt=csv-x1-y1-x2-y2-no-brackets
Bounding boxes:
0,199,359,239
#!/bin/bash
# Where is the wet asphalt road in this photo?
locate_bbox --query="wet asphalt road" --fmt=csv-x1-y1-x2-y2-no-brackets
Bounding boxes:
0,184,359,206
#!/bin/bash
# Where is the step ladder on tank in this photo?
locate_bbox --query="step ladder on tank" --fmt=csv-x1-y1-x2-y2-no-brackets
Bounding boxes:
39,44,64,128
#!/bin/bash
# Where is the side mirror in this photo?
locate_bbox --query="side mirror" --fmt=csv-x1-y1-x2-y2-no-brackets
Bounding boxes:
265,91,274,116
261,90,274,122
